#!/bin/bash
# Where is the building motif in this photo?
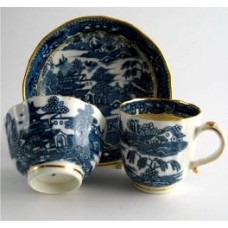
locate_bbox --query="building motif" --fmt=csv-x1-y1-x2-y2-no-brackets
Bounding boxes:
5,96,103,176
37,31,155,163
122,119,187,157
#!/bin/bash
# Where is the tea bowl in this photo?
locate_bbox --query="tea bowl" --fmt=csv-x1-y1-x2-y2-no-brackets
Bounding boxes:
5,95,106,194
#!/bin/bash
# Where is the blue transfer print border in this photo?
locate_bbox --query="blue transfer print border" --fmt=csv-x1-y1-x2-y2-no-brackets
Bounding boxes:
120,99,200,118
24,17,171,99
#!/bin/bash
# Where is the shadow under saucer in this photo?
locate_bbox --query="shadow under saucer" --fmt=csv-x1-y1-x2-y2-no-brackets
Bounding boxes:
81,167,137,194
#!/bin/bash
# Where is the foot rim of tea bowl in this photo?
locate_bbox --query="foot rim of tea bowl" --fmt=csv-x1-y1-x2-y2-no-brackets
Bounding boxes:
133,182,177,194
27,161,84,194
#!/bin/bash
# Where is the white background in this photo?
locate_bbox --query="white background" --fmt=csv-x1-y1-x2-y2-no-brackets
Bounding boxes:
1,7,228,220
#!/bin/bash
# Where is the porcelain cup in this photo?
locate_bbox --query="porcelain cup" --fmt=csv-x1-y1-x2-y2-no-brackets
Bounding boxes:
5,95,106,194
119,98,226,194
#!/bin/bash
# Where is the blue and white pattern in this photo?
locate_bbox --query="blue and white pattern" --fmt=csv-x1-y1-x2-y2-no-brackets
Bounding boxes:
120,99,200,118
121,120,188,157
24,16,172,164
120,119,188,187
5,96,104,177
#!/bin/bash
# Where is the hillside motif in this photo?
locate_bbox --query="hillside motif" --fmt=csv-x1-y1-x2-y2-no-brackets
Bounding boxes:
120,119,188,157
38,31,155,163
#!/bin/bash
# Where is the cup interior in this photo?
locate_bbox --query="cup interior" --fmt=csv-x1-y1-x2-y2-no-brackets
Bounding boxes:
120,98,200,119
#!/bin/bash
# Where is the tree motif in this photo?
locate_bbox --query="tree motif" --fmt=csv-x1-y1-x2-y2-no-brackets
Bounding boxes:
65,118,76,129
65,104,94,138
125,150,183,187
126,150,182,173
127,150,136,164
65,117,78,134
92,67,116,83
137,157,147,169
76,104,94,133
40,70,59,95
68,58,86,76
41,96,69,117
121,60,149,79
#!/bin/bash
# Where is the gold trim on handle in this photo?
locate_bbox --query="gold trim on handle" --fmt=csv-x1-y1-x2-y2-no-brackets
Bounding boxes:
190,121,226,172
207,121,216,127
192,167,199,174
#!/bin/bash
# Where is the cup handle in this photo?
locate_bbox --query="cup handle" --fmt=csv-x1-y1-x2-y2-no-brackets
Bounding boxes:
190,121,227,173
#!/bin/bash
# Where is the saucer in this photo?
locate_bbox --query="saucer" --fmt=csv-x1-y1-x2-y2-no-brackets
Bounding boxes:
22,16,172,166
